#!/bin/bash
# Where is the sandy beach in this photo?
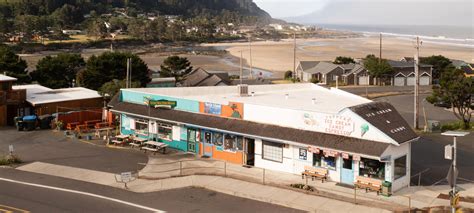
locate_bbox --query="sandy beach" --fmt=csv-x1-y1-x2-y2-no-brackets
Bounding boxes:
204,35,474,75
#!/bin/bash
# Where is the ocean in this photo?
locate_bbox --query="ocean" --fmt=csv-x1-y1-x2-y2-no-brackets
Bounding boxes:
315,24,474,48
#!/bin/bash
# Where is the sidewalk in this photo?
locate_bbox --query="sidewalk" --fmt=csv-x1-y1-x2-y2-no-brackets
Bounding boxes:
16,162,389,212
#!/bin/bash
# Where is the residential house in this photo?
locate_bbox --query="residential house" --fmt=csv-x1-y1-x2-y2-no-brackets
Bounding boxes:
460,64,474,78
181,68,230,87
388,60,432,86
296,61,345,84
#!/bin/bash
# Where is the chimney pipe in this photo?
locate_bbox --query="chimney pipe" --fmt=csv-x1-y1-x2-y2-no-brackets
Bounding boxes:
285,94,289,100
312,98,316,105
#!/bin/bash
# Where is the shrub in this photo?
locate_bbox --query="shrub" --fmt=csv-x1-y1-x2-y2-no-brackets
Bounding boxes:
310,78,319,84
0,155,22,166
441,121,473,131
290,183,314,191
284,70,293,79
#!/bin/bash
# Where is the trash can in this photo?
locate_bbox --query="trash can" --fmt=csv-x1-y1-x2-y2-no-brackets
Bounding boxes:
381,181,392,197
38,114,53,129
16,120,25,131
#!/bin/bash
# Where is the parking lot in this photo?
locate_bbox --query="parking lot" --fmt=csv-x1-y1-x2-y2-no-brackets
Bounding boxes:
0,127,147,173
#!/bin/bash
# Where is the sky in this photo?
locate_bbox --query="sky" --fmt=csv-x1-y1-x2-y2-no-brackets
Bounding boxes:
254,0,473,26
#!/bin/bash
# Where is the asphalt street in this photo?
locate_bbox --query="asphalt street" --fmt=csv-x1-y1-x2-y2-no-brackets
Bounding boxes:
0,168,301,213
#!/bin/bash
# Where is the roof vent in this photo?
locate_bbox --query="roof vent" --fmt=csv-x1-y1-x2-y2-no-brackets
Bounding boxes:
238,84,248,97
312,98,316,105
251,92,255,97
285,94,289,100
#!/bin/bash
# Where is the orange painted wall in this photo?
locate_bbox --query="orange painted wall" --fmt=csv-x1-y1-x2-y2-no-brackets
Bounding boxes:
199,143,244,165
199,102,244,119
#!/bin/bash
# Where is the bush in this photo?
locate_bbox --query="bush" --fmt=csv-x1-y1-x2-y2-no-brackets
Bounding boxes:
441,121,474,131
310,78,319,84
0,155,22,166
284,70,293,79
290,183,314,191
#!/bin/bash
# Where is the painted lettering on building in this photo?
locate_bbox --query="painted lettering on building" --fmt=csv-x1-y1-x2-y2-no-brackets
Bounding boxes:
199,102,244,119
324,115,354,136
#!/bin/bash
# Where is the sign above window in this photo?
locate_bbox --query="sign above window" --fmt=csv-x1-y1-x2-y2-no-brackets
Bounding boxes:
144,97,177,109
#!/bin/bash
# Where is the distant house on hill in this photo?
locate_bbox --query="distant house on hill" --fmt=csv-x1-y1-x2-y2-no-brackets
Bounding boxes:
180,68,230,87
460,64,474,78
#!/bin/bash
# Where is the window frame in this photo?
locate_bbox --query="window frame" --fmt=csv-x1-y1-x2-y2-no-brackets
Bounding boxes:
394,155,407,180
262,141,284,163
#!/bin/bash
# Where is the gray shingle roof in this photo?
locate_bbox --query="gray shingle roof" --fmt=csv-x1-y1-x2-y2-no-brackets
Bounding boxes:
304,62,342,75
181,68,230,87
299,61,320,70
111,101,391,157
349,102,419,144
388,60,432,68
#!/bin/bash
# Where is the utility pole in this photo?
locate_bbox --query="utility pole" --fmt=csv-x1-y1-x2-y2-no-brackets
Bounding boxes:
126,58,130,88
249,35,253,79
379,33,382,63
240,50,243,85
414,36,421,129
293,32,297,82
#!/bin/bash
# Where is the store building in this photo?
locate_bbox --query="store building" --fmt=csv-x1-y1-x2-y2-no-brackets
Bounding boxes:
109,83,418,192
0,74,26,126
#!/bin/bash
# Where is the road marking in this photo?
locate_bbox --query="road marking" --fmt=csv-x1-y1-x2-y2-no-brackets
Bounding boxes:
0,178,164,213
0,204,29,213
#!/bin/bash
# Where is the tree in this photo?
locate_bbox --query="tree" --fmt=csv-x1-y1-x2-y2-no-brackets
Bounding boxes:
284,70,293,79
427,66,473,129
31,53,85,89
0,46,29,83
87,18,107,40
334,56,355,64
51,4,83,29
98,79,140,97
363,55,393,85
160,56,193,81
420,55,452,82
78,51,149,90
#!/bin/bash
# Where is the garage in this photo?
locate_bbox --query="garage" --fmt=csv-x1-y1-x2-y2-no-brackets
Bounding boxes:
406,73,415,86
394,73,406,86
420,72,431,85
358,76,369,85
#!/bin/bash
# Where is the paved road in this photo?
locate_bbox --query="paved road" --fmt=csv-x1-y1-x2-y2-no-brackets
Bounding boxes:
0,127,147,173
0,168,301,213
341,85,432,96
373,94,474,186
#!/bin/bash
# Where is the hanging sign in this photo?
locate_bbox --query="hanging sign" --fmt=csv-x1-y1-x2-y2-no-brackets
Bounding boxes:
444,145,453,160
149,99,177,109
308,146,320,153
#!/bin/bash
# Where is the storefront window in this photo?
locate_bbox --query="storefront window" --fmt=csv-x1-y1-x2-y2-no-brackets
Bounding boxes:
223,134,243,152
262,141,283,162
313,152,336,170
212,132,223,146
359,158,385,180
157,123,172,140
134,119,148,134
299,148,307,160
394,155,407,180
188,129,197,143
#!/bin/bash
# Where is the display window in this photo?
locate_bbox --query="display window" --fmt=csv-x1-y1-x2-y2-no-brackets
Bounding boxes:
394,155,407,180
262,141,283,162
313,152,336,170
359,157,385,180
157,123,172,140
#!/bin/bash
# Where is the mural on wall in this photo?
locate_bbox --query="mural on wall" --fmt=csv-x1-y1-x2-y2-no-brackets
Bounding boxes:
324,115,355,136
199,102,244,119
303,113,319,127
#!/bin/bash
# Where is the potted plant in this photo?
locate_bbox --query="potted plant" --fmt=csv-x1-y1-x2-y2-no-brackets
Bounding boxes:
55,120,64,131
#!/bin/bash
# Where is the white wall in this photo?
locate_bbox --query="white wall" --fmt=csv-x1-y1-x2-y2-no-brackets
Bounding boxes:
381,142,411,192
245,104,395,144
254,139,294,173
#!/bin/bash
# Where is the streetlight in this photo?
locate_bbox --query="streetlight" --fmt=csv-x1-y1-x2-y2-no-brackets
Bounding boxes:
442,131,469,213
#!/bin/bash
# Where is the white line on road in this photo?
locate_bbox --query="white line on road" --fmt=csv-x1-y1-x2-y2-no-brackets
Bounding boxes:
0,177,164,213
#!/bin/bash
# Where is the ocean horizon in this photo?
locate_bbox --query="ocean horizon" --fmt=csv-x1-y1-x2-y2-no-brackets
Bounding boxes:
313,24,474,48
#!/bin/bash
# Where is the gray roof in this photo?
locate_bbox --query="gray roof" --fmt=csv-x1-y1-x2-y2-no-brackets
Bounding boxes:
341,63,356,70
304,61,342,75
349,102,419,144
388,60,432,68
299,61,320,70
342,64,366,76
181,68,230,87
111,101,390,157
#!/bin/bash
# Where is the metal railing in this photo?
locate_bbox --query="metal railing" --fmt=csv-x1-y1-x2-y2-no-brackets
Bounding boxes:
410,168,430,186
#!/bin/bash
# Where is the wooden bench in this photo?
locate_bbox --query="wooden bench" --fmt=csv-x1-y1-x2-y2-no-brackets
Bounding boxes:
301,166,328,183
354,176,382,195
75,124,89,133
141,141,168,155
84,120,101,129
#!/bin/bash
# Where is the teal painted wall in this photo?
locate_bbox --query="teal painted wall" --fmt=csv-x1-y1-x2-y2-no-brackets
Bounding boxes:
159,139,188,152
121,90,200,113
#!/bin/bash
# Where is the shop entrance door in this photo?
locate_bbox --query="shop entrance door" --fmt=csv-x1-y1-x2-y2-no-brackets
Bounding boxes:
341,156,354,185
244,138,255,166
202,131,213,157
187,129,197,153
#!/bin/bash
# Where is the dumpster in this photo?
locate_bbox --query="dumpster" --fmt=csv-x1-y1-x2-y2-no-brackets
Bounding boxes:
38,114,53,129
381,181,392,197
23,115,37,131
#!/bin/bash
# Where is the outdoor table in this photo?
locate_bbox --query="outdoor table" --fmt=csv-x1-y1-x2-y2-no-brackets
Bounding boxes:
129,137,147,148
111,135,129,146
141,141,168,154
